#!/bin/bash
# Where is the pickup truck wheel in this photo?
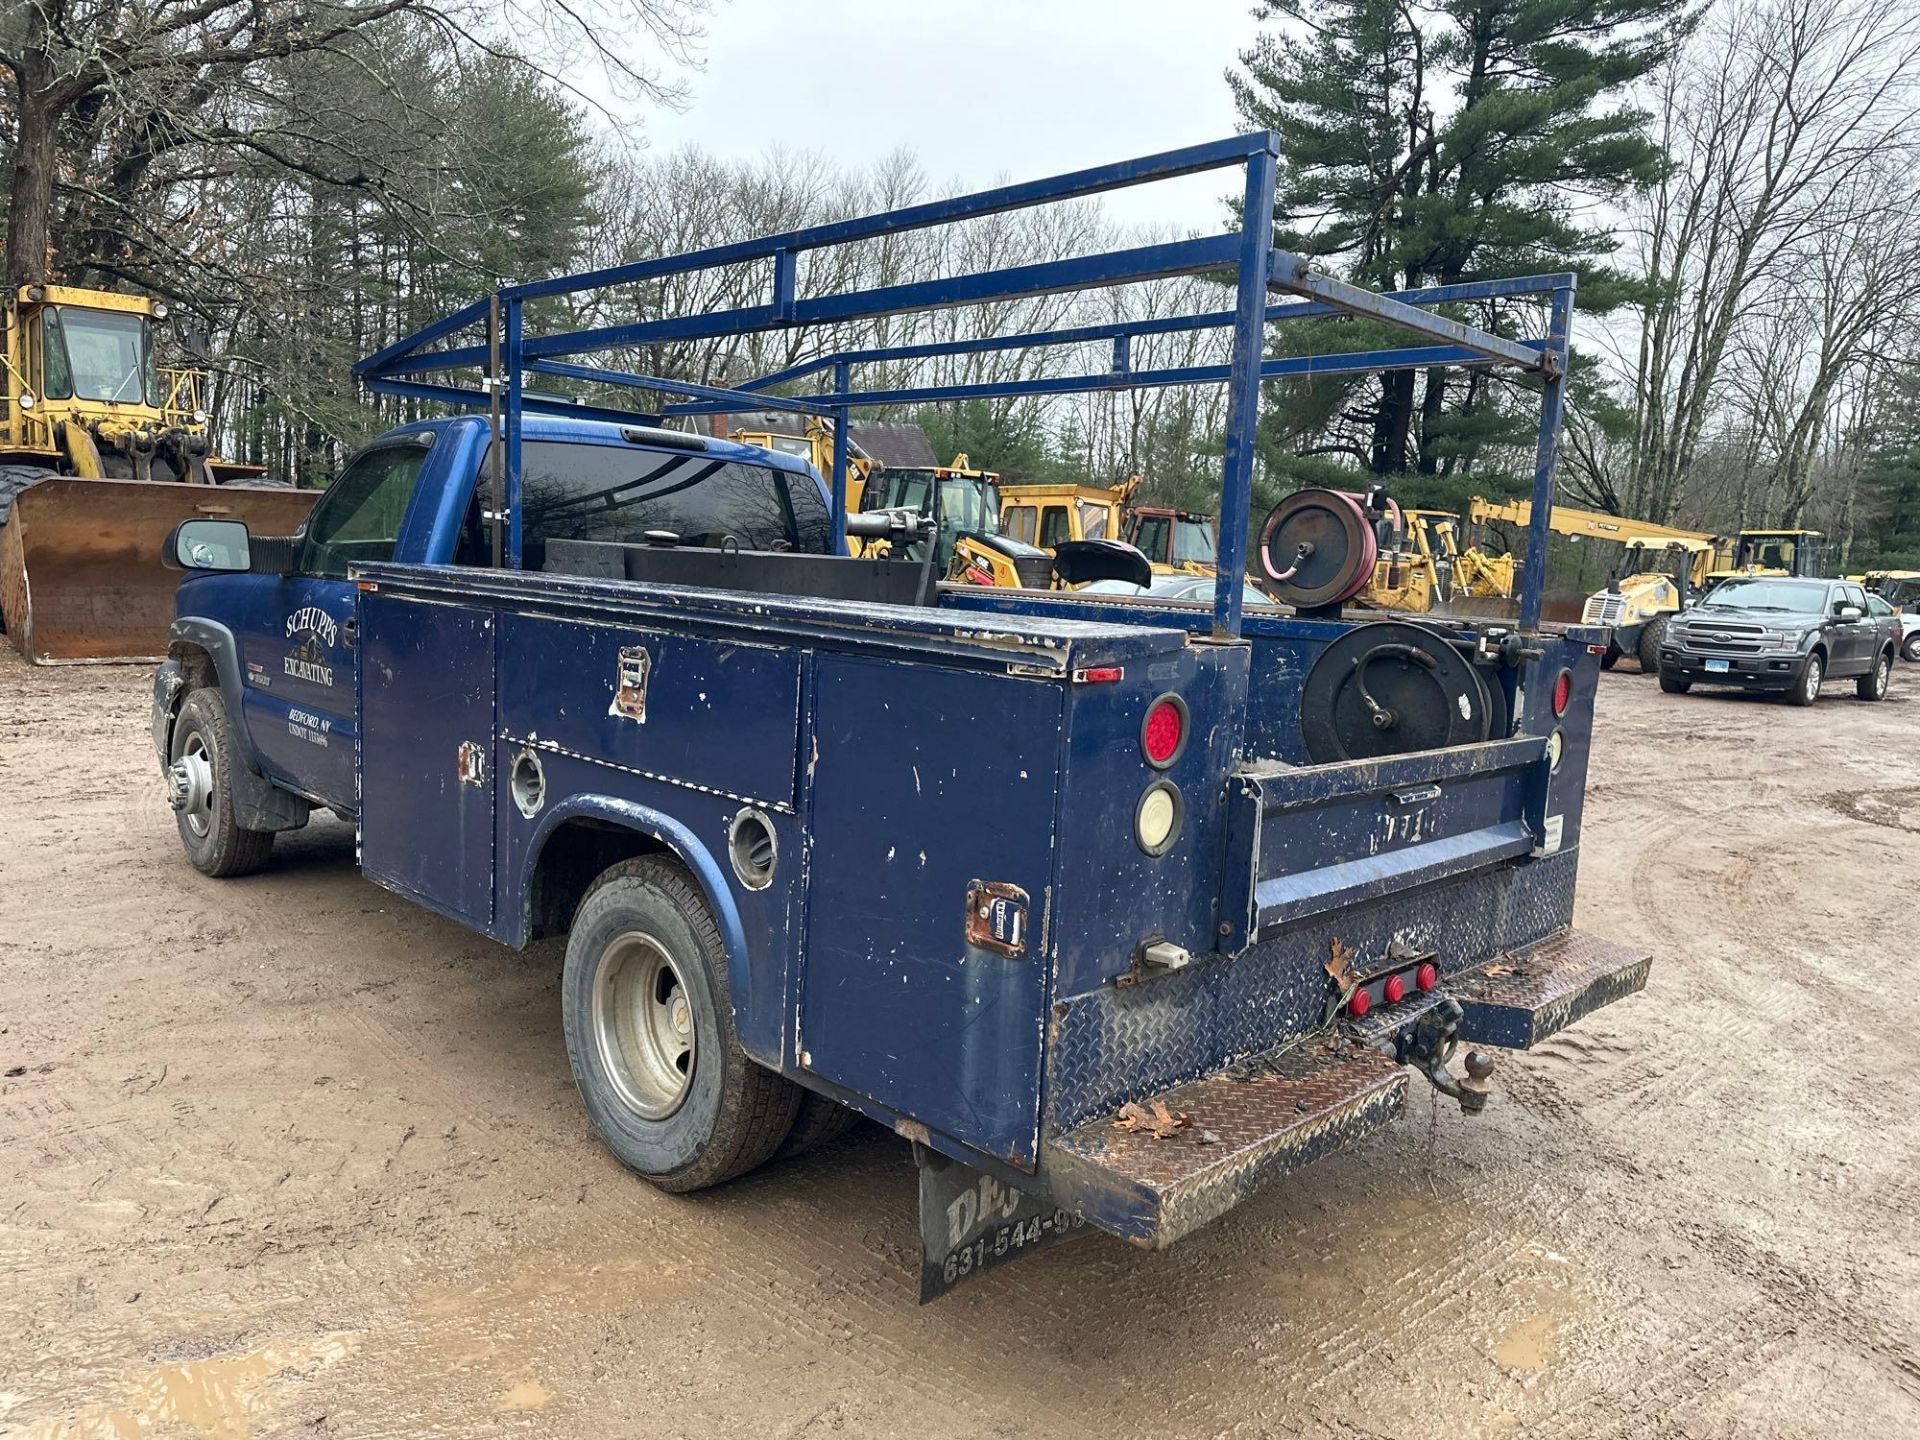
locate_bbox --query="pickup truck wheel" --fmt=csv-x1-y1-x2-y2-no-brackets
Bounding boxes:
1785,652,1823,707
1600,643,1620,671
1856,650,1891,701
168,689,275,877
1636,615,1669,673
563,857,800,1192
1658,673,1690,694
1904,634,1920,664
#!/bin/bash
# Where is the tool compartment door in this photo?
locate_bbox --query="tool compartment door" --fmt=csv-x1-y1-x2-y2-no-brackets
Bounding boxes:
801,655,1062,1169
357,593,497,929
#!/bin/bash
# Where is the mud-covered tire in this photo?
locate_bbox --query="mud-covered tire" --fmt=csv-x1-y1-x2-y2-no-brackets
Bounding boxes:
1658,673,1690,694
0,465,60,635
775,1091,859,1160
1636,615,1669,673
169,688,275,877
562,857,800,1192
1856,649,1892,701
0,463,56,527
1785,651,1823,707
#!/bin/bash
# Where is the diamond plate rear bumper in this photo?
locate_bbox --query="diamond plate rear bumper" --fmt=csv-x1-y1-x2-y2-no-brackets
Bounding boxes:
1042,1041,1407,1248
1453,928,1651,1050
1038,924,1649,1249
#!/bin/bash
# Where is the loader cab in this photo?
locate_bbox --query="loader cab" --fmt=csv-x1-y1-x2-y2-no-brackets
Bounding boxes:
1125,506,1218,574
1712,530,1825,584
864,458,1008,575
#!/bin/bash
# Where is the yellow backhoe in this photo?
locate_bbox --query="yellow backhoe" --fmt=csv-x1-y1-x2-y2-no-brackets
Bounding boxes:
1000,477,1220,579
1467,496,1732,669
0,284,315,663
727,416,877,517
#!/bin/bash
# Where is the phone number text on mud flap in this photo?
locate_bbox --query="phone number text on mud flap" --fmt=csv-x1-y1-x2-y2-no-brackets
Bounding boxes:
939,1210,1086,1284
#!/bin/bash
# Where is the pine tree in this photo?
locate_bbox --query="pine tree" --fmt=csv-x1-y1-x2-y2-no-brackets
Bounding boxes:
1231,0,1687,503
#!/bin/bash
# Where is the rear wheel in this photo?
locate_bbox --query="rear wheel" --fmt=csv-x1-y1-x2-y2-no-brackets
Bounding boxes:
1903,633,1919,664
775,1091,859,1159
562,857,800,1191
1658,673,1690,694
1600,643,1621,671
168,688,275,877
1785,652,1824,707
1636,615,1669,673
1856,650,1891,701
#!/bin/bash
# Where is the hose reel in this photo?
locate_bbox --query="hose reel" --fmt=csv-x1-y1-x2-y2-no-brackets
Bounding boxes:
1300,621,1496,763
1256,487,1378,610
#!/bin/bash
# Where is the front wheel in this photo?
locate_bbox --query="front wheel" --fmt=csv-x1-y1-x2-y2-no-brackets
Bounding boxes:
1857,650,1891,701
1636,615,1669,673
562,857,800,1192
1903,634,1919,664
1785,652,1824,707
168,689,275,877
1658,673,1690,694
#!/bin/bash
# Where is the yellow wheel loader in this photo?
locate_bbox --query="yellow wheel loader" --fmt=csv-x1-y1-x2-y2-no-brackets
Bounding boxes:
0,284,316,663
864,456,1053,587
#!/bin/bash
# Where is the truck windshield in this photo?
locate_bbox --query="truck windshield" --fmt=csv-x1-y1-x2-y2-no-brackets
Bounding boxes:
43,306,155,404
1172,519,1216,565
518,441,830,568
1698,580,1825,613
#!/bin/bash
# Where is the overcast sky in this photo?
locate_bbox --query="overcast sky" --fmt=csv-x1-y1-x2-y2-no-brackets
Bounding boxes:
635,0,1259,232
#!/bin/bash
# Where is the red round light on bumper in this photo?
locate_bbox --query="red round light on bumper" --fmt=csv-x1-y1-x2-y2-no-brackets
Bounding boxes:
1348,987,1371,1018
1552,669,1573,717
1383,974,1406,1004
1141,694,1188,768
1416,961,1438,992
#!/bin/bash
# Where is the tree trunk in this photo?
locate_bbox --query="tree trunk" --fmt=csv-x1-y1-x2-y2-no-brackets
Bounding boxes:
6,88,59,285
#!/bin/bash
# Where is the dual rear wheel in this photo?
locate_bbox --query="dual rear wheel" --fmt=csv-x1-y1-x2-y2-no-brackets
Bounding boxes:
562,857,852,1191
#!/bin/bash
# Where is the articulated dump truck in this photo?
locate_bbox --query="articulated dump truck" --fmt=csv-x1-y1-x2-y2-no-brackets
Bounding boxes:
0,284,315,663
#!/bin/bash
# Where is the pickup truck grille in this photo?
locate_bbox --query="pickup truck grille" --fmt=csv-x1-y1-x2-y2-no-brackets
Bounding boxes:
1678,620,1768,654
1583,594,1623,627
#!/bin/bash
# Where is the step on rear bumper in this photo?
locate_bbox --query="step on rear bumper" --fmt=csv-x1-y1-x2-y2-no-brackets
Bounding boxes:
1040,926,1650,1250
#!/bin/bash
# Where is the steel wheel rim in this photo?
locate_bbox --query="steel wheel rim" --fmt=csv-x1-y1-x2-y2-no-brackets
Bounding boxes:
179,733,214,839
591,931,695,1120
1875,657,1889,694
1804,658,1821,701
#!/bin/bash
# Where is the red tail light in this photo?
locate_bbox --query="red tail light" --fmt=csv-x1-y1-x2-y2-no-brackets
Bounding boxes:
1415,961,1438,992
1348,987,1371,1018
1382,974,1406,1004
1141,694,1188,768
1552,670,1573,717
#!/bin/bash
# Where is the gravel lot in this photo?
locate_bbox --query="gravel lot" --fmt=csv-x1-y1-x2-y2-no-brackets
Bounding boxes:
1,648,1916,1438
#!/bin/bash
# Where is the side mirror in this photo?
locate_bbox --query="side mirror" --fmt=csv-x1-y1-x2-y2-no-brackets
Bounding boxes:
165,518,253,572
1837,604,1863,621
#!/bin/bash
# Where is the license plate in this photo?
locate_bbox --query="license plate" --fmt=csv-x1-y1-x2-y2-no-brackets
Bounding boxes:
1705,658,1730,673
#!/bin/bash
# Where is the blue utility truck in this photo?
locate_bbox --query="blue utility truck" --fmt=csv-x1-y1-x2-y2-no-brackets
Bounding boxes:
151,135,1648,1300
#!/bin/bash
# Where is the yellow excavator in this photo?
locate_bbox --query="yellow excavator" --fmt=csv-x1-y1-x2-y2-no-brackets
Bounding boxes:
727,415,877,517
1,283,315,662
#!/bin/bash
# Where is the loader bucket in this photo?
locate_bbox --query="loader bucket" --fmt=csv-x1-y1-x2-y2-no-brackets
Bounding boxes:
0,477,318,664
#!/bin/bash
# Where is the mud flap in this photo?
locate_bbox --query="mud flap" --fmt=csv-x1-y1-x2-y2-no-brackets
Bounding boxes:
914,1146,1091,1303
1452,928,1651,1050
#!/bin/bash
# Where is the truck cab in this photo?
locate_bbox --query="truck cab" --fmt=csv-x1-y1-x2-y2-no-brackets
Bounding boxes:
156,414,832,822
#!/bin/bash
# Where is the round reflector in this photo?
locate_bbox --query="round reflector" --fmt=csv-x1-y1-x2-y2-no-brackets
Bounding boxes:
1141,695,1188,768
1383,974,1406,1004
1348,987,1371,1018
1552,670,1573,717
1415,961,1438,992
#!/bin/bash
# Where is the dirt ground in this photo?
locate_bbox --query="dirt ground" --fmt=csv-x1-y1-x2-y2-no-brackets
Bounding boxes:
1,647,1916,1440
